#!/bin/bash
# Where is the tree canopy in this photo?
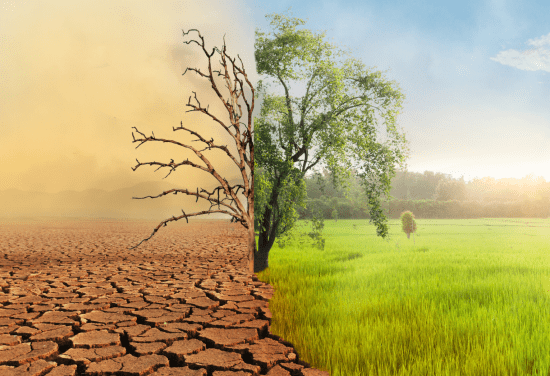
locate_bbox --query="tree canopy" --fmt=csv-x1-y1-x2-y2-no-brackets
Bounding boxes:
434,178,467,201
253,8,411,272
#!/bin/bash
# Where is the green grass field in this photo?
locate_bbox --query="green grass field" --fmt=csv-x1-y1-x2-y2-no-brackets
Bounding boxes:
255,218,550,376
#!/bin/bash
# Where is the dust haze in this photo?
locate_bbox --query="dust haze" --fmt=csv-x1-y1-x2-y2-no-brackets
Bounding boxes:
0,0,260,220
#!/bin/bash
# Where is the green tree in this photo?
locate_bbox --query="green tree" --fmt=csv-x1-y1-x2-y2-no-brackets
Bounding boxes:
400,210,417,241
254,8,411,272
434,178,467,201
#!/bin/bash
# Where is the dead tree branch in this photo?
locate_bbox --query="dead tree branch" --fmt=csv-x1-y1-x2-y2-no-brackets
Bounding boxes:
128,29,254,259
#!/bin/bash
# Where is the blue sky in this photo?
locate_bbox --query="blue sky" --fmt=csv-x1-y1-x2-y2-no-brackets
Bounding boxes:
247,0,550,183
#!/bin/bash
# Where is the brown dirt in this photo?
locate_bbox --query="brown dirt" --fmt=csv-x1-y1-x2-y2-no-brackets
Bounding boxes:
0,217,330,376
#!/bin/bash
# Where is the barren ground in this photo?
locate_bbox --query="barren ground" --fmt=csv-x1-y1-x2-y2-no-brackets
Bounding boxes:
0,217,329,376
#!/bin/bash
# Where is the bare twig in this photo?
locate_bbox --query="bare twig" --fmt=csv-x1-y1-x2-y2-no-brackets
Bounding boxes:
128,29,254,269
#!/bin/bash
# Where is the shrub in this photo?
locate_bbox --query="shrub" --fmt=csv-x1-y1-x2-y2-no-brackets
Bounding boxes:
400,210,417,240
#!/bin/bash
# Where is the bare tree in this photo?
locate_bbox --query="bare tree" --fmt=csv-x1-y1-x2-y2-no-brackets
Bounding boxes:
128,29,255,274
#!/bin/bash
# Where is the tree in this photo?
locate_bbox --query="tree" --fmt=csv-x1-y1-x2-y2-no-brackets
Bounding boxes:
254,8,411,272
434,178,466,201
128,29,255,273
400,210,417,242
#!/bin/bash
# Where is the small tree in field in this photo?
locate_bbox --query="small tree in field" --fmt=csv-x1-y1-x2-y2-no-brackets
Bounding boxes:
331,208,338,222
400,210,417,243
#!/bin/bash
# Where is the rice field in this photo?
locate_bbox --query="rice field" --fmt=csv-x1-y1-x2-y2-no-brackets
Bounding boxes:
255,217,550,376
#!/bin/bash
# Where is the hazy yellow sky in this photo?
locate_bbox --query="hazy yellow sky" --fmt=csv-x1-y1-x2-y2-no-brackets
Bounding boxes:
0,0,259,197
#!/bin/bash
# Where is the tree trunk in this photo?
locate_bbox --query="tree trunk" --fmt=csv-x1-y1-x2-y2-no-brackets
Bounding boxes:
255,220,279,273
406,233,410,239
254,170,289,273
254,242,269,273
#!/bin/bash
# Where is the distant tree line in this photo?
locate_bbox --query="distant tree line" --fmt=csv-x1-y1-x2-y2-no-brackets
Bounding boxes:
292,168,550,220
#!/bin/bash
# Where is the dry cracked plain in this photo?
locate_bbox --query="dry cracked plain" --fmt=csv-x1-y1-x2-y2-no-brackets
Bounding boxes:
0,218,329,376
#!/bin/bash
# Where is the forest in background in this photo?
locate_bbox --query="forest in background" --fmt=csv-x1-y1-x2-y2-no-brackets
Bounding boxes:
264,168,550,221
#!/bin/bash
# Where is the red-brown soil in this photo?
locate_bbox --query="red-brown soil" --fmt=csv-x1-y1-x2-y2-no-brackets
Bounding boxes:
0,217,330,376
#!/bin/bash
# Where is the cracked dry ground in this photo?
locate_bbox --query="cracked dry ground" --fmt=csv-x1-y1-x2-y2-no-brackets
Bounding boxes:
0,218,329,376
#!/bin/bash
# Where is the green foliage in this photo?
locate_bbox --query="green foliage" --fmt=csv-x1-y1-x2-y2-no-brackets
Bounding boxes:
296,196,550,220
253,8,411,260
279,204,326,250
435,178,467,201
308,211,326,250
331,208,339,222
302,167,549,213
294,167,550,220
255,157,309,242
254,161,272,232
400,210,417,239
390,170,455,200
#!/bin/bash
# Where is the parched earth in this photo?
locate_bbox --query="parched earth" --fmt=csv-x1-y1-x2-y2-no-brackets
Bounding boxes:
0,217,330,376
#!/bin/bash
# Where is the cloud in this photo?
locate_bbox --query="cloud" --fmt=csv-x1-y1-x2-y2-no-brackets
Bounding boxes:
527,33,550,48
490,32,550,72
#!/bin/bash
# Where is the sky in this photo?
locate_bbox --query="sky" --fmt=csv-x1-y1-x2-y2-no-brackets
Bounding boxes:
1,0,549,219
249,0,550,184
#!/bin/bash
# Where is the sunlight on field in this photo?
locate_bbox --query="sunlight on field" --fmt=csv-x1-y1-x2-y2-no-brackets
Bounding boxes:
255,218,550,376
